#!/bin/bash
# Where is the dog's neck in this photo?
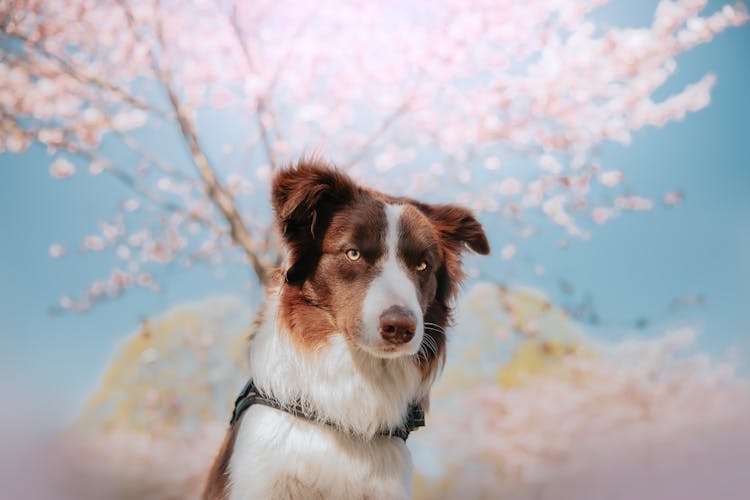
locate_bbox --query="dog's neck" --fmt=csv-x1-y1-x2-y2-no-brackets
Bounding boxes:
247,286,431,438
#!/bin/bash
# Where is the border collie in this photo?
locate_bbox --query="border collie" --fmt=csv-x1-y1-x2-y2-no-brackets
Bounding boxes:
204,161,489,499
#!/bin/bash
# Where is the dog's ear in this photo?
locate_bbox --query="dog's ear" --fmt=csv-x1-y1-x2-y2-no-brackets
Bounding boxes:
272,161,357,283
416,203,490,305
420,204,490,256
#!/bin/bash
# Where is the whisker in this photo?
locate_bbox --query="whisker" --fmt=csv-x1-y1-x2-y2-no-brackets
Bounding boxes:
413,348,429,365
419,335,439,357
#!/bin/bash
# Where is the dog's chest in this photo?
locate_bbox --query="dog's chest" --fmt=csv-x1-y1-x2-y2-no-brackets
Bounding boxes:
227,406,414,500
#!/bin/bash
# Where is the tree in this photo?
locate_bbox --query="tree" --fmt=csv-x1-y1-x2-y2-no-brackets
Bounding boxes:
0,0,746,311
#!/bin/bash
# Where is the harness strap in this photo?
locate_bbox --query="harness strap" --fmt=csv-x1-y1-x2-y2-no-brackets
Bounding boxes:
229,379,425,441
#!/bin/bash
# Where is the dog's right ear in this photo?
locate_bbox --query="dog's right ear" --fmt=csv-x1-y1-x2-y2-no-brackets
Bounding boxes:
271,161,357,283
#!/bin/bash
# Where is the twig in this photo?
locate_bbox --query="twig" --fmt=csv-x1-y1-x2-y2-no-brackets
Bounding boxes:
113,130,196,183
20,123,219,230
226,2,277,170
118,0,268,283
0,29,172,122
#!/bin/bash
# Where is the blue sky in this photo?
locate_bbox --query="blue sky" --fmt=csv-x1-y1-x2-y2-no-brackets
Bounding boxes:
1,1,749,419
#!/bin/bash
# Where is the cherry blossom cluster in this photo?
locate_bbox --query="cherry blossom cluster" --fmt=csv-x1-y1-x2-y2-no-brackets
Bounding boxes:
416,328,749,497
0,0,746,310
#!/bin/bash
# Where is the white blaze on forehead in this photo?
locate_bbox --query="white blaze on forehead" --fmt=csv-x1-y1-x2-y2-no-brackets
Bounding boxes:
359,203,424,358
384,203,402,261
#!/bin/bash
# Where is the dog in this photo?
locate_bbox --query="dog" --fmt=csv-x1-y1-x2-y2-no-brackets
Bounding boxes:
203,160,489,499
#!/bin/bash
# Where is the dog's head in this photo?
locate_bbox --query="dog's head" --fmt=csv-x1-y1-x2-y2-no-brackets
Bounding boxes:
272,161,489,375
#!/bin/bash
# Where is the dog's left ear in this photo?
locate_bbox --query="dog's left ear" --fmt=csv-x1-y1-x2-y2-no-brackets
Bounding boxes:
420,203,490,256
272,161,357,283
416,202,490,306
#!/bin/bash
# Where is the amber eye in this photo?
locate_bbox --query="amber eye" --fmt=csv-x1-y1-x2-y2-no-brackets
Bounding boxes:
416,261,428,272
345,249,361,261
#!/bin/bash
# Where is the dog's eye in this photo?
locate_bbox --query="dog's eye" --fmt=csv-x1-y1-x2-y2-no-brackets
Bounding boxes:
416,261,428,272
345,249,361,261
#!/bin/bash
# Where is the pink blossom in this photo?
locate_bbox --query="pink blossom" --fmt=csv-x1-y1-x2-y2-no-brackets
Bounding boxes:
484,156,502,170
127,230,149,247
122,198,141,212
495,177,523,196
1,0,742,311
538,154,563,174
58,296,74,310
501,244,517,260
82,236,105,252
49,158,75,179
88,161,105,175
456,169,472,184
5,131,29,153
615,195,655,211
115,245,131,260
664,190,684,206
100,221,121,242
48,243,67,258
112,109,148,130
592,206,616,224
109,268,132,290
137,273,154,287
599,170,624,187
38,129,64,146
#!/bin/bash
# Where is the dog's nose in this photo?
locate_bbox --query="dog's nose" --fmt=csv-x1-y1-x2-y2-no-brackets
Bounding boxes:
379,306,417,344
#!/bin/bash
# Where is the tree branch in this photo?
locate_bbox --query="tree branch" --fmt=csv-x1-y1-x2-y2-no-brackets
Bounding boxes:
117,0,269,283
33,140,218,231
112,130,196,184
226,2,278,170
223,1,313,171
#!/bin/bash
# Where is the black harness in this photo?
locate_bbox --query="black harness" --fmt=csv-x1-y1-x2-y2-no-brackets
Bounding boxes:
230,379,425,441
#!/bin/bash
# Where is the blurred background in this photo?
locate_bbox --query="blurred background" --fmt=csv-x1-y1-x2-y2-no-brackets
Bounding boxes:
1,0,749,498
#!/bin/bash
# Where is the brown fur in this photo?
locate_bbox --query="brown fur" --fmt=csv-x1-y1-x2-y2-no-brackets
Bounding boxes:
202,420,241,500
271,160,358,284
271,160,489,369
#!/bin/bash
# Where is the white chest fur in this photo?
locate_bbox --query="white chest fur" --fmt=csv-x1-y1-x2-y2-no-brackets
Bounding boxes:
225,290,427,499
228,407,413,499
